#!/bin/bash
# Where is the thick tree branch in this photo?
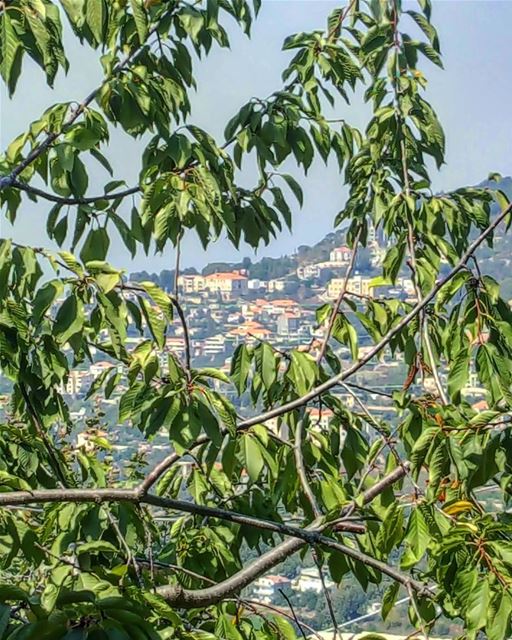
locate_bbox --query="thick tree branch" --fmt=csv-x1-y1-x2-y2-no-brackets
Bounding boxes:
0,462,411,607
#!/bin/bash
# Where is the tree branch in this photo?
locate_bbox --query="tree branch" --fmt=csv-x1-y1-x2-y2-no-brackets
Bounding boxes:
294,415,322,519
171,296,191,375
237,201,512,429
292,225,363,520
10,179,140,205
0,463,412,607
18,383,69,488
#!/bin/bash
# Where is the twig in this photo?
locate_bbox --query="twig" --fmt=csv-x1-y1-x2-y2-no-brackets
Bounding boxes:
312,549,340,639
294,414,322,519
0,7,177,189
174,233,182,299
294,226,362,520
236,200,512,430
10,180,140,205
241,599,323,640
407,581,429,640
278,588,308,640
343,381,394,399
18,383,69,488
171,296,191,375
135,557,216,584
391,3,447,406
106,510,143,588
316,226,363,364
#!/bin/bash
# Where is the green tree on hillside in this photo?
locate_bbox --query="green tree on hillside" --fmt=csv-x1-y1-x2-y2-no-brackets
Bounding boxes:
1,1,512,638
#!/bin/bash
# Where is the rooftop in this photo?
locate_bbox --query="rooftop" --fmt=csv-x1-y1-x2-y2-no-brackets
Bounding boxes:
205,272,248,281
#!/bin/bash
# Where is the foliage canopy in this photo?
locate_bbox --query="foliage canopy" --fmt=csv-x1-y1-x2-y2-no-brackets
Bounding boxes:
1,0,512,638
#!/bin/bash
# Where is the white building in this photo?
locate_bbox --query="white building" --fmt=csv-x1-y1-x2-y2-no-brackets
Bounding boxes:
248,278,264,290
252,575,292,603
267,278,286,293
329,246,353,264
204,272,248,297
292,566,335,593
177,274,205,293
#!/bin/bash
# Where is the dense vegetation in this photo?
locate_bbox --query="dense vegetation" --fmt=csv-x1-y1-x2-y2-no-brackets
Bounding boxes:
2,1,512,639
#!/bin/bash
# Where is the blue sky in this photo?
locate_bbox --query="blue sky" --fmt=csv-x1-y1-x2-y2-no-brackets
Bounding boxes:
2,1,512,271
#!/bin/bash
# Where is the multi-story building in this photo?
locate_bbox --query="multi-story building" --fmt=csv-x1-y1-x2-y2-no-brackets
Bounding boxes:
228,321,271,344
277,312,301,336
306,407,334,431
292,566,334,593
297,261,341,281
327,275,374,299
329,246,353,264
204,272,248,297
177,274,205,293
267,278,286,293
252,575,292,603
60,370,86,396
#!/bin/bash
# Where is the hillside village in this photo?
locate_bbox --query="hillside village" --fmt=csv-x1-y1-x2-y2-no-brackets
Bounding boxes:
2,212,504,448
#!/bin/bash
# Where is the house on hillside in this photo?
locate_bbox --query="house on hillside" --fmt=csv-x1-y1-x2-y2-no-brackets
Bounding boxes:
292,566,334,593
204,272,248,298
327,275,374,300
330,245,353,264
277,312,301,335
177,274,205,293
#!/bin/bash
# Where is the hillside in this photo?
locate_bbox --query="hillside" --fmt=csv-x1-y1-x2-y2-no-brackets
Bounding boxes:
131,176,512,290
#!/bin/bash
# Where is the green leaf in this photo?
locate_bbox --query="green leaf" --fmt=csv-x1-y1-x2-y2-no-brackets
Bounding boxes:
0,13,23,96
381,582,399,621
242,434,264,483
400,507,429,568
0,603,10,638
86,0,106,43
287,351,317,396
77,540,118,555
54,294,84,344
255,342,277,391
80,228,110,263
465,575,490,632
281,173,303,206
230,344,252,395
32,280,64,324
447,345,470,401
138,295,166,349
130,0,148,43
139,281,174,323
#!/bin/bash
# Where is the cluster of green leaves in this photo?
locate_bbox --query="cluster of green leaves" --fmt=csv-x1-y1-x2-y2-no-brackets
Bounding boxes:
3,0,512,639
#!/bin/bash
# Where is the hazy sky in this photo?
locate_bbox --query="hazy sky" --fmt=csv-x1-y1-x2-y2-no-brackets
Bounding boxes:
2,1,512,272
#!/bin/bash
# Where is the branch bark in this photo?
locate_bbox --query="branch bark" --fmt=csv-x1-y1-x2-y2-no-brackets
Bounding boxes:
316,225,363,364
0,462,412,607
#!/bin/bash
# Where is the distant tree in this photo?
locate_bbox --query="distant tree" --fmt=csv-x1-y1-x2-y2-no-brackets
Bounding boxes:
1,1,512,638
